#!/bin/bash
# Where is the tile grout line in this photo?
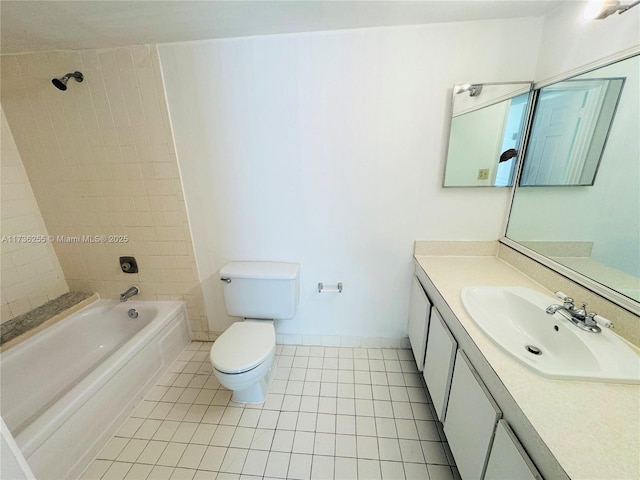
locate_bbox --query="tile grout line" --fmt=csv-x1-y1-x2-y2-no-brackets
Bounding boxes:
82,342,459,480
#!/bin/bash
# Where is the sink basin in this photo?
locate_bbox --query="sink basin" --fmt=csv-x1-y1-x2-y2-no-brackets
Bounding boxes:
461,286,640,384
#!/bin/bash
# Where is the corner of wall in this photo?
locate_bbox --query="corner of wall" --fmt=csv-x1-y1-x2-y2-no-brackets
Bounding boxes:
534,1,640,82
0,105,69,323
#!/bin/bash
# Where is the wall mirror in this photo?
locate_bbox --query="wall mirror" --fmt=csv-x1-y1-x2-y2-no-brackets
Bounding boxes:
506,53,639,309
443,82,533,187
520,77,625,186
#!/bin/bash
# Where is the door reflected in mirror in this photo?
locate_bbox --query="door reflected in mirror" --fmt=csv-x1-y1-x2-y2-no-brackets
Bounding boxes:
443,82,532,187
521,77,625,186
507,54,639,303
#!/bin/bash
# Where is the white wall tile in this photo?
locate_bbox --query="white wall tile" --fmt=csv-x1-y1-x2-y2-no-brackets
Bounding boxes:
0,107,68,323
0,47,206,335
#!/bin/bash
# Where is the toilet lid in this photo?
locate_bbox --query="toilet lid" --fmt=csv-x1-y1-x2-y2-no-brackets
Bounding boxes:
210,322,275,374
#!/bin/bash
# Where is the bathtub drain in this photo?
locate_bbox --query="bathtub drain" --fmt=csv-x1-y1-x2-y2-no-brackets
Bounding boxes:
128,308,138,319
525,345,542,355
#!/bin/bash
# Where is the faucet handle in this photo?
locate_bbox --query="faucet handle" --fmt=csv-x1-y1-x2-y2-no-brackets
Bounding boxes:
584,312,598,327
593,314,614,329
555,291,574,307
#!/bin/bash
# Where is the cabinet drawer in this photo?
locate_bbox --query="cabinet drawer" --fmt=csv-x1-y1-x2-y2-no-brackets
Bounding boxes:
485,420,542,480
445,350,502,480
422,307,457,421
408,276,432,371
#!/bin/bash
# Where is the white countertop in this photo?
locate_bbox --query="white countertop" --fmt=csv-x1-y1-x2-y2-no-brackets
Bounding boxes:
414,254,640,480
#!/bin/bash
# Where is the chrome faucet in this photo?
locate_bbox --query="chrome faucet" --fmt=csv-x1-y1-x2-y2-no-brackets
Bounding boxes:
120,285,139,302
545,292,601,333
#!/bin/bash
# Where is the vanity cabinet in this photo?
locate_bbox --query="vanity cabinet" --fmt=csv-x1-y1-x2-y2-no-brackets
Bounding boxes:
444,350,502,480
407,276,432,371
422,307,457,421
412,259,569,480
485,420,542,480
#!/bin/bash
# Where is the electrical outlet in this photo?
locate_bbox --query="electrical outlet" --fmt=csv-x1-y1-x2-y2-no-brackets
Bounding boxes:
477,168,490,180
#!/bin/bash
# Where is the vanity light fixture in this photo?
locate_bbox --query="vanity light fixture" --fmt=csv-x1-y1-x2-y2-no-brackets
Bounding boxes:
454,83,483,97
583,0,640,20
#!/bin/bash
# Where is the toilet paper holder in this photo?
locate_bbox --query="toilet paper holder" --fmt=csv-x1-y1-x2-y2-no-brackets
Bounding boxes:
318,282,343,293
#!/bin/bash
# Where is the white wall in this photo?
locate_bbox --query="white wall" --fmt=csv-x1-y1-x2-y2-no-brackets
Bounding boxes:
159,18,542,341
534,1,640,83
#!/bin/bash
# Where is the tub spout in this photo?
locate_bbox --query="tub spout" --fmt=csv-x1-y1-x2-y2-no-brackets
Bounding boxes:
120,286,139,302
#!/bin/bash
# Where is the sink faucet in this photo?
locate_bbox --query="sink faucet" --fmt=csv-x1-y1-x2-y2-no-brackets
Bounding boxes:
545,292,601,333
120,285,139,302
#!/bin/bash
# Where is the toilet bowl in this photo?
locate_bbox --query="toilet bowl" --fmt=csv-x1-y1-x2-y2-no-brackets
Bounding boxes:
208,261,300,404
210,321,276,403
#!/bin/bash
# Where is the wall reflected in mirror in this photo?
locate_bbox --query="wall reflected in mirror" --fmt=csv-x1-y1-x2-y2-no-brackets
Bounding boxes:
507,54,639,302
443,82,532,187
521,77,625,186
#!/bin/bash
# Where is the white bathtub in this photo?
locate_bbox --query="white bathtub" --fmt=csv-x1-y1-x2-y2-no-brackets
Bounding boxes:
0,299,191,480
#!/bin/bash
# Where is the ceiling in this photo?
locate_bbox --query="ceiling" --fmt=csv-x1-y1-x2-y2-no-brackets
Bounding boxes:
0,0,568,54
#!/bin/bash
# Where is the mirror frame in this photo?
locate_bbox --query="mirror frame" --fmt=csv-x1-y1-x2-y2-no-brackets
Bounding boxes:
442,81,533,188
502,50,640,316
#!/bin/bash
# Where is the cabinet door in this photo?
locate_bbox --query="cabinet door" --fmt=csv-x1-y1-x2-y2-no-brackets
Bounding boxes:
444,350,502,480
422,308,457,421
407,276,432,371
485,420,542,480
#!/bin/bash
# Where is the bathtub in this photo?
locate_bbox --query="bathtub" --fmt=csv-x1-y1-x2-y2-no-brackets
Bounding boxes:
0,299,191,480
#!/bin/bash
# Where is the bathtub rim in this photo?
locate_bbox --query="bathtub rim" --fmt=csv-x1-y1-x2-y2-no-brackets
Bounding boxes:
12,299,187,457
3,298,166,439
0,294,100,353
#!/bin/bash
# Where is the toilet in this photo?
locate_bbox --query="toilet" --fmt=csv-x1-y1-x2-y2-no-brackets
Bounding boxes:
210,261,300,403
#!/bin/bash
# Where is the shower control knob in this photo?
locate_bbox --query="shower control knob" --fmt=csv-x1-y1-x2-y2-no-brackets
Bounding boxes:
119,256,138,273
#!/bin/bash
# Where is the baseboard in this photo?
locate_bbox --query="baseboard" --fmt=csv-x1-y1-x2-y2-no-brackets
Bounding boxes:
276,334,411,349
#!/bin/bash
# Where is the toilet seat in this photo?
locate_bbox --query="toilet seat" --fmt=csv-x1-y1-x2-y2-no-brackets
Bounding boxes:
210,322,275,374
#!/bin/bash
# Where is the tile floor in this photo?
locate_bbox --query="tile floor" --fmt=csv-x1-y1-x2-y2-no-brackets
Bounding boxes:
80,343,460,480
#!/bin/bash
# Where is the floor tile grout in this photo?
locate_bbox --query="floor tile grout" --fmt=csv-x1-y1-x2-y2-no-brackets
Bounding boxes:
80,342,460,480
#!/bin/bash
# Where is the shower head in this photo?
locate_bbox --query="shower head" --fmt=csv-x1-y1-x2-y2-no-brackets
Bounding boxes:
52,71,84,91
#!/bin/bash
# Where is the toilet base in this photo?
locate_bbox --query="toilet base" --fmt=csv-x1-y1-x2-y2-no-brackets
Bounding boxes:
231,358,277,404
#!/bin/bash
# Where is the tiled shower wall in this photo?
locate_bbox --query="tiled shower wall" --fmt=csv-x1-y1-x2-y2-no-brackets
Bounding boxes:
1,106,69,322
0,46,209,339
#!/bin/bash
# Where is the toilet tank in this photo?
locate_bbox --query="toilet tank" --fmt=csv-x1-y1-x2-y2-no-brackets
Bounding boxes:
220,261,300,320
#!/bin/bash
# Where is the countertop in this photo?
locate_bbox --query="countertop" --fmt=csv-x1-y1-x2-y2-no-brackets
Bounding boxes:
414,254,640,480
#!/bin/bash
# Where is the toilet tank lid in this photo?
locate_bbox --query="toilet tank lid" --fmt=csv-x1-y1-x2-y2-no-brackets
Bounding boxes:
220,261,300,280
